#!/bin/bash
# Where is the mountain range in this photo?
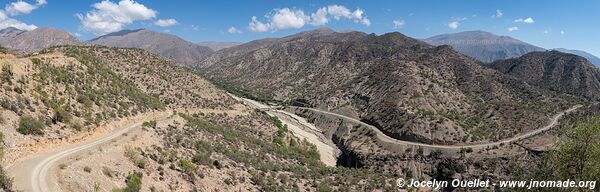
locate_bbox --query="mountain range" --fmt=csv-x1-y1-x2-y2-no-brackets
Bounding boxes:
88,29,214,66
424,30,546,63
0,27,80,53
424,30,600,68
1,27,598,69
201,28,584,144
1,26,600,191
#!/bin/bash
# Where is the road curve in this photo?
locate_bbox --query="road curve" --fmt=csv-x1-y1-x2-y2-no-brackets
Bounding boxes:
289,105,581,150
8,111,172,192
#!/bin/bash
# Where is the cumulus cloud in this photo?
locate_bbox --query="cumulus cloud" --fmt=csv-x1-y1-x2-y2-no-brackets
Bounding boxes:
5,1,37,15
227,26,242,34
0,0,47,31
248,16,270,32
4,0,45,16
0,17,37,30
448,21,459,29
560,30,565,35
248,5,370,32
492,9,503,18
154,19,178,27
508,26,519,32
270,8,308,30
77,0,157,35
393,19,405,29
514,17,534,24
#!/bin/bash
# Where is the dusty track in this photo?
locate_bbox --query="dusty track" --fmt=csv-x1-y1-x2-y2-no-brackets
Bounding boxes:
7,111,172,192
292,105,581,150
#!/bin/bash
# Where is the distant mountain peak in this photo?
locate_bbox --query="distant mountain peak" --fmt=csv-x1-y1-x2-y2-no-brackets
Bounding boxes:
0,27,26,37
425,30,545,63
89,28,213,67
90,28,146,41
0,27,79,53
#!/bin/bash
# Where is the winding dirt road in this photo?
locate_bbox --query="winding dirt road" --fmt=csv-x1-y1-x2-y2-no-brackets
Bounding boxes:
292,105,581,149
7,111,172,192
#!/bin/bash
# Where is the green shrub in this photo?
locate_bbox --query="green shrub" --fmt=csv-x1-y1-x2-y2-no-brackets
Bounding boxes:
142,120,157,128
0,167,12,191
113,172,142,192
52,106,72,124
0,65,13,84
17,116,45,135
179,160,197,175
84,166,92,173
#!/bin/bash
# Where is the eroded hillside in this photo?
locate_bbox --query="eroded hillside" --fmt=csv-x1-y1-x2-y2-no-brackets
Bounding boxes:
202,30,581,144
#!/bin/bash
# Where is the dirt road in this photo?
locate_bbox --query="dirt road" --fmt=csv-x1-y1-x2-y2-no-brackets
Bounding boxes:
293,105,581,150
228,94,341,166
7,111,172,192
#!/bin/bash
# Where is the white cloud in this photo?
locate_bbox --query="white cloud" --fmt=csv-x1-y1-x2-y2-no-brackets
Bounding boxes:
227,26,242,34
36,0,47,5
492,9,503,18
560,30,565,35
448,21,459,29
0,0,48,31
514,17,535,24
5,1,36,16
248,4,370,32
508,26,519,32
248,16,270,32
0,18,37,30
77,0,157,35
393,19,405,29
543,30,549,34
154,19,178,27
309,7,328,25
271,8,308,30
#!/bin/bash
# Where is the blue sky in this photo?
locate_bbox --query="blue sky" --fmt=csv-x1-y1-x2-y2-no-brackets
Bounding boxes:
2,0,599,56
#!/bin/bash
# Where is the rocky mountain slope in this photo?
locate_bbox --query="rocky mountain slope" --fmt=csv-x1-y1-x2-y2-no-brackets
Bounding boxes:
0,27,25,38
554,48,600,67
0,27,80,53
89,29,213,67
197,41,243,51
424,30,546,63
202,29,578,144
490,50,600,100
1,45,403,191
200,27,358,68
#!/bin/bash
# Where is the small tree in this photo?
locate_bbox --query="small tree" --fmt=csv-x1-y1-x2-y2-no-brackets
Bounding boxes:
17,116,45,135
0,65,13,84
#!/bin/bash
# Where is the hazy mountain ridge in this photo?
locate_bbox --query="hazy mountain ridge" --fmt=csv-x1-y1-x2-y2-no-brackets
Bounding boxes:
197,41,243,51
89,29,214,67
424,30,546,63
0,27,80,53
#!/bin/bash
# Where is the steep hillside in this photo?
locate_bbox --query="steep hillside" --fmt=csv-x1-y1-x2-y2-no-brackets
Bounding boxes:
203,30,578,144
490,50,600,100
14,46,398,191
0,27,80,53
424,31,545,63
201,27,364,68
197,41,243,51
554,48,600,67
89,29,213,67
